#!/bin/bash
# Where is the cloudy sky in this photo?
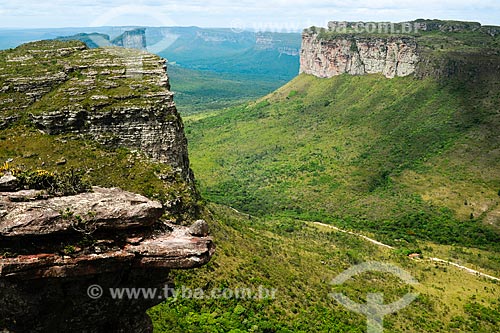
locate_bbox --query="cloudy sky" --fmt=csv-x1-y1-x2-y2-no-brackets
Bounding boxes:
1,0,499,30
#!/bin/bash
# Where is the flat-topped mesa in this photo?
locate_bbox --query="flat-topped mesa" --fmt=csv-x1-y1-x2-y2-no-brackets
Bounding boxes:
0,40,192,182
300,19,500,80
300,34,419,79
0,186,214,332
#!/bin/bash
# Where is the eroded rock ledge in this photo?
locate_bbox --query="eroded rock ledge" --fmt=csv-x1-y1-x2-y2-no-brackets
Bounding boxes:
0,41,192,182
0,186,214,332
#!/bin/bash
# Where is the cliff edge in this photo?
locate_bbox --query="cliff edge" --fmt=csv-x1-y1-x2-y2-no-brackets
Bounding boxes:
0,40,192,182
0,40,213,332
0,184,214,332
300,19,500,80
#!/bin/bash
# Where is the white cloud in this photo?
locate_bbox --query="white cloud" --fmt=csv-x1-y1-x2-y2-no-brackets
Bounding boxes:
0,0,499,28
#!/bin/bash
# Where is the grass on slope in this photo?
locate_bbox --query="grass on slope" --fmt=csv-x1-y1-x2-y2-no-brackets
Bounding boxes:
185,73,500,251
149,203,500,332
0,40,165,118
0,125,200,222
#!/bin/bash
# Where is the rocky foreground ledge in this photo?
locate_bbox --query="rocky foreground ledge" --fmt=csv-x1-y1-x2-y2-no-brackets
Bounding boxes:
0,186,214,332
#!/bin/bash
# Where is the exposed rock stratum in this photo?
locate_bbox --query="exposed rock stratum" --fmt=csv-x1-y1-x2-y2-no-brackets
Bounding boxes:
0,186,214,332
300,20,500,80
0,40,214,332
0,40,192,182
300,34,419,78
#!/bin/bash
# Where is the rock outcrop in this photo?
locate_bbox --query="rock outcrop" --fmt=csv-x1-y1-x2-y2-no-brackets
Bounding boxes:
0,186,214,332
0,40,214,332
112,28,147,50
58,29,148,50
300,33,419,78
0,40,192,181
300,20,500,80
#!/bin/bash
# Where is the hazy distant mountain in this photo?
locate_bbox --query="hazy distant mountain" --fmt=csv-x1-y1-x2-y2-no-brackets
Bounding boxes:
47,26,302,80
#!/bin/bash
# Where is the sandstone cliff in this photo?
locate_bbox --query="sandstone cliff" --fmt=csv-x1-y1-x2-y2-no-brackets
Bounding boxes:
300,20,500,80
0,40,192,182
0,40,213,332
112,28,147,50
300,34,419,78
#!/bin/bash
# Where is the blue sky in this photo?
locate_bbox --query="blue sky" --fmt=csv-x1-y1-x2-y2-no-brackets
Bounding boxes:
0,0,499,30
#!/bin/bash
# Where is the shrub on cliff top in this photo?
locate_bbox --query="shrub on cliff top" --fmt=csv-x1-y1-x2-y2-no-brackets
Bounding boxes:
1,162,91,196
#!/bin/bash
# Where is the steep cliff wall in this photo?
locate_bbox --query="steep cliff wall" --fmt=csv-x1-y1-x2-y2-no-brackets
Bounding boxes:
112,28,147,50
300,20,500,80
300,33,419,78
0,40,214,332
0,40,192,181
0,185,214,332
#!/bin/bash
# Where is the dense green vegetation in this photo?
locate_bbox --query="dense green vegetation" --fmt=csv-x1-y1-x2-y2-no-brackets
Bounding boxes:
168,66,288,114
151,63,500,331
3,120,495,332
149,203,500,332
2,33,500,332
185,73,500,251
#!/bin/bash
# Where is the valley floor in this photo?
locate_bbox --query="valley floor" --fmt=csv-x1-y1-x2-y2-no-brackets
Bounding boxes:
150,204,500,332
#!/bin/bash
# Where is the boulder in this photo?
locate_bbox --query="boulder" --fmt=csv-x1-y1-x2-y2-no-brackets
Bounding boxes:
188,219,210,237
0,174,18,192
0,186,214,332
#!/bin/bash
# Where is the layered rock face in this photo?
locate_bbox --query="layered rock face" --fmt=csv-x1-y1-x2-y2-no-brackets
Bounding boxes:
0,186,214,332
0,40,192,181
0,40,213,332
112,28,148,50
300,33,419,78
299,20,500,80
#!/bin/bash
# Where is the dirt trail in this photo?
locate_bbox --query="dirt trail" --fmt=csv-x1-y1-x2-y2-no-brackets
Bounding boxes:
311,221,500,282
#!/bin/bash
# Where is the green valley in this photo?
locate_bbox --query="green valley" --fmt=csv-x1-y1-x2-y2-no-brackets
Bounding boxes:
149,203,500,332
167,65,288,114
184,73,500,252
1,19,500,333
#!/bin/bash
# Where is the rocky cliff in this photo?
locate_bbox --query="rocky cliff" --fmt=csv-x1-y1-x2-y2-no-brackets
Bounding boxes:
0,184,214,332
112,28,147,50
300,34,419,78
0,40,213,332
0,40,192,181
300,20,500,80
58,28,148,50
